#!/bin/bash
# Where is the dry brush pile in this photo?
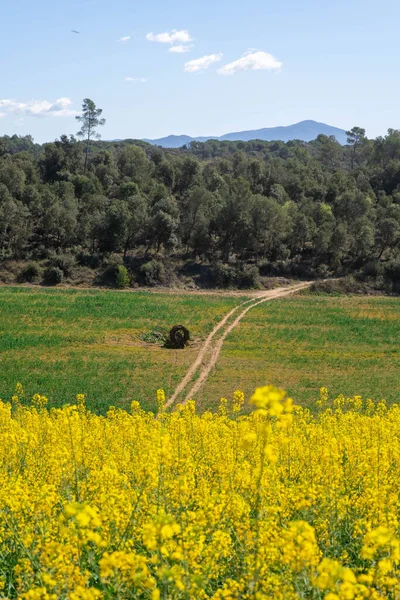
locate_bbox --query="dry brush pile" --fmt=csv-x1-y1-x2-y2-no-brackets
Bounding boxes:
0,384,400,599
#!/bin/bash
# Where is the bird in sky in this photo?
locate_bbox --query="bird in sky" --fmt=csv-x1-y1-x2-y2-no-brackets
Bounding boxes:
71,30,80,34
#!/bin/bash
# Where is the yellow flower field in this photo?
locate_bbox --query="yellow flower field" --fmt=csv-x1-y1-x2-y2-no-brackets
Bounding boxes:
1,385,400,599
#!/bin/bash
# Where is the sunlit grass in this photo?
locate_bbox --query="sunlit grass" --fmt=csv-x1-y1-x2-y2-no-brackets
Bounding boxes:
1,288,398,413
0,287,243,412
201,295,400,409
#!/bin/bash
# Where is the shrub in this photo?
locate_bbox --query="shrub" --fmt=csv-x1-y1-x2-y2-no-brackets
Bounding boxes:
315,263,331,279
359,260,384,281
76,252,102,270
139,329,167,344
310,276,370,295
30,245,50,260
235,264,261,289
209,262,236,288
18,263,40,283
209,263,260,289
259,260,292,277
115,265,130,289
101,263,130,288
48,255,76,278
139,260,167,287
43,266,63,286
384,260,400,293
257,259,272,276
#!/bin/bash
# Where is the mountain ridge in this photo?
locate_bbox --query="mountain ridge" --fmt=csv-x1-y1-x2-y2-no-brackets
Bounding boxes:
142,120,348,148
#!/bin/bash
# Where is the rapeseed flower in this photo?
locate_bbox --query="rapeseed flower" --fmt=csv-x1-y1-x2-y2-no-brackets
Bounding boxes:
0,384,398,598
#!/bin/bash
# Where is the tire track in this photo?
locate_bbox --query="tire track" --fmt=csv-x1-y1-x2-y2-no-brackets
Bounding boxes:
166,282,311,408
164,295,259,409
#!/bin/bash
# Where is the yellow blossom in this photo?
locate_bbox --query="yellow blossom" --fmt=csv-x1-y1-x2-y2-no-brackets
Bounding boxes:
0,382,397,599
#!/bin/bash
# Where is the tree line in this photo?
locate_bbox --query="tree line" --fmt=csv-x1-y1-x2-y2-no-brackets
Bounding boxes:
0,100,399,289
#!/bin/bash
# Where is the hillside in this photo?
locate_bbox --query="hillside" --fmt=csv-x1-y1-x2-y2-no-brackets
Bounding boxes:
143,120,348,147
0,127,399,296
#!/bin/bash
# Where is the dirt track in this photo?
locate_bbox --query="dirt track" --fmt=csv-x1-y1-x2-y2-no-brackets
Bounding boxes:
165,282,312,409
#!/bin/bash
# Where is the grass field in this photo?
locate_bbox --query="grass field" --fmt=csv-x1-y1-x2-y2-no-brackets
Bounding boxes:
0,287,399,412
201,294,400,409
0,287,243,412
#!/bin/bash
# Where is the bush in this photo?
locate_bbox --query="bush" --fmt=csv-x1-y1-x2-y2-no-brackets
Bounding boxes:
29,245,51,261
235,264,261,289
48,255,76,278
18,263,40,283
101,263,130,288
43,266,63,286
76,252,102,270
384,260,400,294
315,263,331,279
359,260,383,281
139,329,167,344
259,260,292,278
139,260,167,287
209,262,236,288
209,263,260,289
309,276,371,295
257,259,272,276
115,265,130,289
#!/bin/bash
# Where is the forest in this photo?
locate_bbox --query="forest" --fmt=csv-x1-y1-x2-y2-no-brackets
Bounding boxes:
0,101,399,291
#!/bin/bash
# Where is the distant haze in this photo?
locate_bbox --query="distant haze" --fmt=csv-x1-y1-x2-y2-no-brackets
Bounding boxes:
141,120,348,148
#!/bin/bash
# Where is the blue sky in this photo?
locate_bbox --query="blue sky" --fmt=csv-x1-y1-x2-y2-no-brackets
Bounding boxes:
1,0,399,143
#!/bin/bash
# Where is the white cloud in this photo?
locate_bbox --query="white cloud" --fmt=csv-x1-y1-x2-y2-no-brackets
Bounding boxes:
169,44,192,53
118,35,131,43
184,53,223,73
125,77,148,83
0,113,5,119
146,29,192,44
217,50,282,76
0,97,78,118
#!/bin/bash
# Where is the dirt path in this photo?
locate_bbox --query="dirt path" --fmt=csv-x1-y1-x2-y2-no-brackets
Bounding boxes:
165,282,312,409
0,281,288,297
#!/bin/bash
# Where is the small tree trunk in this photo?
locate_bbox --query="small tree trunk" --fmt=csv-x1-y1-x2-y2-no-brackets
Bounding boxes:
84,141,89,172
144,241,152,257
84,123,91,172
350,143,357,171
123,236,131,259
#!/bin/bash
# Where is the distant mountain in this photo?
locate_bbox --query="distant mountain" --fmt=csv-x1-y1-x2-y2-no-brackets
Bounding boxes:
142,134,217,148
143,120,347,148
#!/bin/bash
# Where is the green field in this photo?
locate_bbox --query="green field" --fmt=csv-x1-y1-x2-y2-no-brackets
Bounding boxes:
0,287,399,412
0,287,243,412
201,294,400,409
